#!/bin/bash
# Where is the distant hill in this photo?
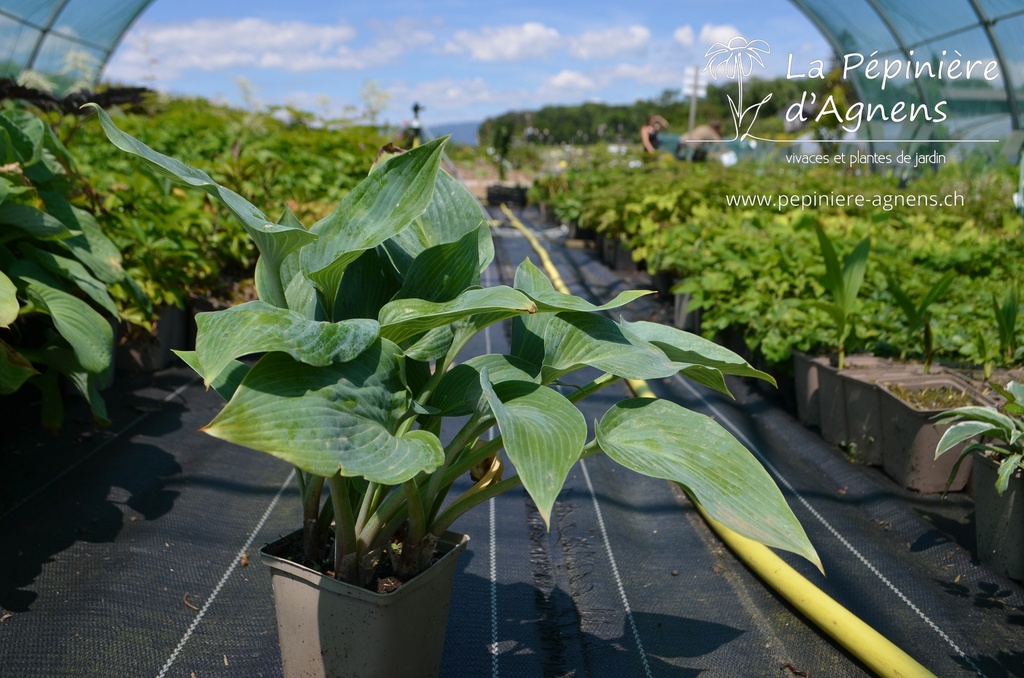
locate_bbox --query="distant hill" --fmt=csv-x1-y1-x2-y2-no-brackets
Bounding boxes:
428,121,479,146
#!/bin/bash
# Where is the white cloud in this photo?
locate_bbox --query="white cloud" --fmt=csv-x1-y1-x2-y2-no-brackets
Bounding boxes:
389,77,505,115
568,25,650,59
544,69,597,91
672,26,695,49
106,17,432,82
601,62,681,88
442,22,561,61
698,24,743,48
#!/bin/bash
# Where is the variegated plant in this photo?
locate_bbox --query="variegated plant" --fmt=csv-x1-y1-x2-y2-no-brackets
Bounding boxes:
87,104,820,586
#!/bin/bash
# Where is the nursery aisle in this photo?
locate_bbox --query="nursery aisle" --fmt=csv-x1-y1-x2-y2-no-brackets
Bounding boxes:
0,207,1021,676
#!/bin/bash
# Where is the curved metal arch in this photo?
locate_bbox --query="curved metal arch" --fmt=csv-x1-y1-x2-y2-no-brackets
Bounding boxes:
3,0,156,91
787,0,1023,140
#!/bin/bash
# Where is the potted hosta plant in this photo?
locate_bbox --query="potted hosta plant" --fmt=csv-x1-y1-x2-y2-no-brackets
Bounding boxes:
87,104,820,678
935,381,1024,580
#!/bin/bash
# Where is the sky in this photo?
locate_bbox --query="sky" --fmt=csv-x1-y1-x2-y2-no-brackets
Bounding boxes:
103,0,832,127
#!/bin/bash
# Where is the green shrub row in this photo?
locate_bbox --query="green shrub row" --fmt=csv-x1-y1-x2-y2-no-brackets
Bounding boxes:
532,155,1022,369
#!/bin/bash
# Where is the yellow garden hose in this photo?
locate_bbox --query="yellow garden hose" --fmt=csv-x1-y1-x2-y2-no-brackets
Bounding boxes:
499,203,936,678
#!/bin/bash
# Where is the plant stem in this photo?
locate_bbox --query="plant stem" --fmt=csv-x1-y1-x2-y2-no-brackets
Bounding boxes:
354,481,378,534
431,476,523,536
403,480,427,546
327,475,358,580
301,474,325,562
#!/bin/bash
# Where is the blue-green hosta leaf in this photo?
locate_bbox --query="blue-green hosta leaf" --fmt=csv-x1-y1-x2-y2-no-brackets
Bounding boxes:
395,228,481,303
194,300,379,386
379,286,536,345
597,398,820,568
85,104,315,308
620,319,775,385
204,345,444,483
386,168,494,275
22,275,112,375
0,339,36,394
538,312,684,383
332,247,402,321
174,350,249,401
431,354,540,416
0,270,17,327
480,370,586,526
300,138,445,311
403,326,454,362
515,259,652,313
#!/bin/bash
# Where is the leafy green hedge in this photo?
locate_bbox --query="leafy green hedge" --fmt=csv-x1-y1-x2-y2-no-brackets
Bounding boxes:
1,105,148,428
533,156,1022,367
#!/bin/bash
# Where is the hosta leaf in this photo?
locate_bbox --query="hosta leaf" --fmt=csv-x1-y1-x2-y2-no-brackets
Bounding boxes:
935,406,1015,438
21,244,118,317
204,345,443,483
300,138,445,311
480,370,586,526
0,203,72,239
332,247,402,322
431,354,539,416
516,259,652,313
620,319,775,385
85,104,316,308
597,398,820,568
395,228,480,303
386,167,494,275
996,454,1024,495
22,275,112,375
403,326,454,362
538,312,683,383
194,300,379,386
379,286,536,345
935,420,998,458
174,350,249,401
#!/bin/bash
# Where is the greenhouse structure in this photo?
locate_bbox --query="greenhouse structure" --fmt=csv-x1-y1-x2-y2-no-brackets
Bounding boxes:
2,2,1023,678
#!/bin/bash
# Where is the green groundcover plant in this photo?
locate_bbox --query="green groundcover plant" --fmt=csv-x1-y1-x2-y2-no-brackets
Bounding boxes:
88,104,819,588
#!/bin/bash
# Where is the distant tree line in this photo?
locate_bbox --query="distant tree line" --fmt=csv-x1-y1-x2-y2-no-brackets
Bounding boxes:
477,75,835,146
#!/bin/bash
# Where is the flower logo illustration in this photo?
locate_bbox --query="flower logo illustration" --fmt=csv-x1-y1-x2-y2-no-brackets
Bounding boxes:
703,37,773,140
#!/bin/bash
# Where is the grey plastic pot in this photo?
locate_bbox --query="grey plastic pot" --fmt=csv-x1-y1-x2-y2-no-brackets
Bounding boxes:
792,351,826,428
973,452,1024,581
260,531,469,678
878,375,990,493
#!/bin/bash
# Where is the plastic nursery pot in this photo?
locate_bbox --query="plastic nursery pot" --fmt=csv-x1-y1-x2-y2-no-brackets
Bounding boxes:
793,352,828,428
839,358,923,467
259,531,469,678
972,451,1024,582
817,360,848,447
878,375,992,493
